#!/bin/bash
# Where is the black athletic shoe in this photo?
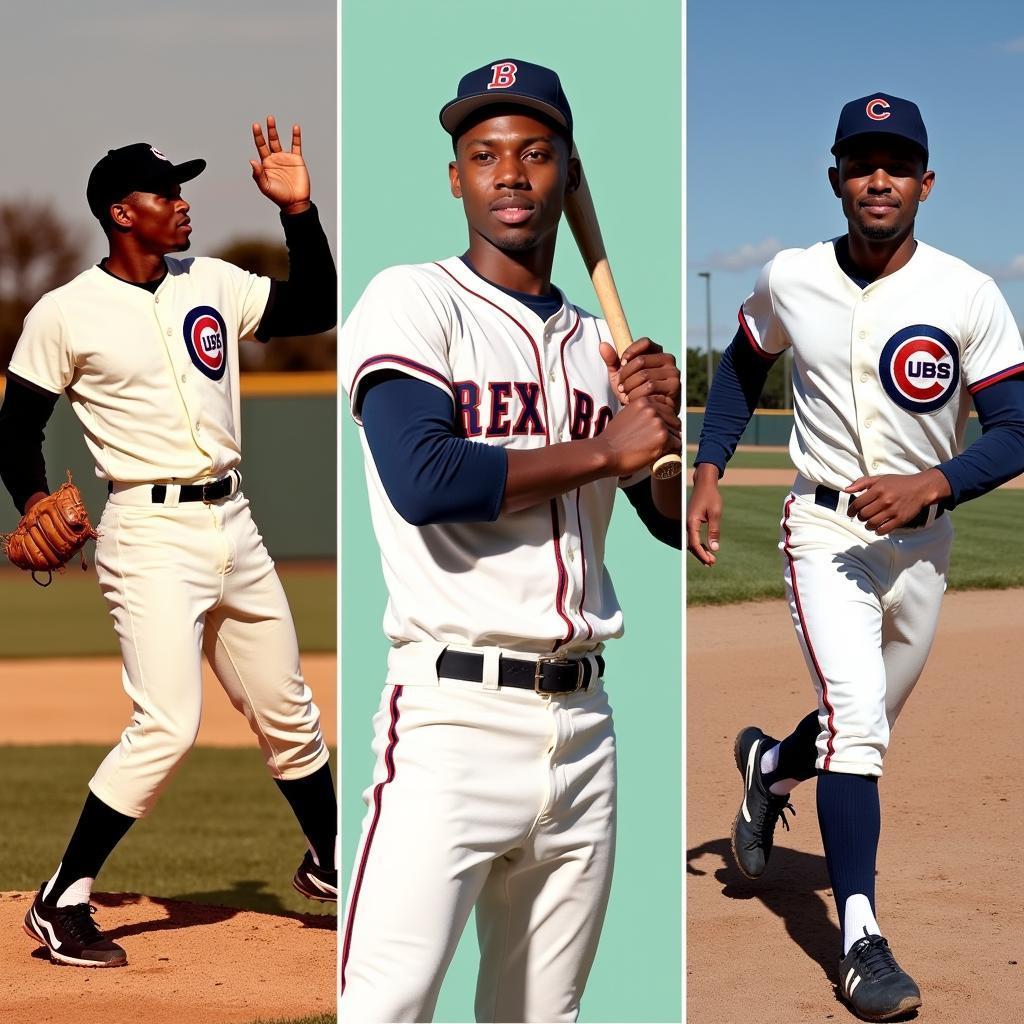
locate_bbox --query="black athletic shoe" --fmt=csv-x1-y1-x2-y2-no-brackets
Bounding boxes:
838,931,922,1021
23,888,127,968
731,725,795,879
292,851,337,903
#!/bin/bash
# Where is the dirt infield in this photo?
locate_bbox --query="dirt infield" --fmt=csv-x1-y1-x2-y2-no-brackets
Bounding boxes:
687,589,1023,1022
0,654,336,746
0,890,334,1024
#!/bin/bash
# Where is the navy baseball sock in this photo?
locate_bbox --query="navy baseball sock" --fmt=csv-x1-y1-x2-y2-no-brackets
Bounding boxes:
816,771,881,954
763,710,821,790
275,762,337,869
42,792,135,907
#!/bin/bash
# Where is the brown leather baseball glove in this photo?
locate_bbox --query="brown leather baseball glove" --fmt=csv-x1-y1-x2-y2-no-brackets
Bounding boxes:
1,472,97,585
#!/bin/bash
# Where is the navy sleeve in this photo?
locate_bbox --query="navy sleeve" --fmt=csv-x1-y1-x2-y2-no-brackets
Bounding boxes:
935,376,1024,506
622,478,682,549
694,327,778,474
0,373,57,512
254,204,337,341
361,373,508,526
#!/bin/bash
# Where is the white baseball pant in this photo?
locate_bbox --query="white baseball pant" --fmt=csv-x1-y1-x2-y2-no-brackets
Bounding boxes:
780,478,953,777
340,668,617,1023
89,486,329,818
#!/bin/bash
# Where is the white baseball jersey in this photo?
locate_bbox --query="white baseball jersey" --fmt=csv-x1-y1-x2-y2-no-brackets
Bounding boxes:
741,240,1024,490
8,258,271,483
341,256,648,674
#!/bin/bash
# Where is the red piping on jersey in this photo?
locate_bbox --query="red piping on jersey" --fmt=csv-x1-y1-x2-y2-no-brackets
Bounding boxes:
967,360,1024,395
340,684,403,991
433,262,551,440
557,314,593,641
435,261,578,647
737,307,781,362
781,496,837,769
351,354,455,399
549,500,576,649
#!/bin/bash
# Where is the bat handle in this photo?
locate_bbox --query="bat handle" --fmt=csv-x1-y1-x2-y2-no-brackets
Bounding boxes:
652,452,682,480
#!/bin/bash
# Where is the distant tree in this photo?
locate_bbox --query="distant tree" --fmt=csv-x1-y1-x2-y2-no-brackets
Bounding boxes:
686,344,791,409
0,201,86,370
213,238,336,372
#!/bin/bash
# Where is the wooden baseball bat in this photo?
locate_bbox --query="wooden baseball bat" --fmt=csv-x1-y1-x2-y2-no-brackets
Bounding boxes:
563,151,682,481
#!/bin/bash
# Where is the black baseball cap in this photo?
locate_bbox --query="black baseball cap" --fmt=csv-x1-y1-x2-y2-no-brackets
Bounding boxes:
439,59,573,142
831,92,928,164
86,143,206,220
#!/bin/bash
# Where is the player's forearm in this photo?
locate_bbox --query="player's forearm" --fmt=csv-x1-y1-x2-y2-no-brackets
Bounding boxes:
502,440,621,514
695,329,777,475
624,478,682,548
254,204,337,340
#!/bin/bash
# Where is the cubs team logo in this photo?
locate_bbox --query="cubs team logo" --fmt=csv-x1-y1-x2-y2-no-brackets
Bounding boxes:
865,98,891,121
487,62,518,90
183,306,228,381
879,325,959,413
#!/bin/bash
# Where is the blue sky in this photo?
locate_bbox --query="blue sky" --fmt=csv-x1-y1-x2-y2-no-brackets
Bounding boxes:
1,0,335,263
688,1,1024,349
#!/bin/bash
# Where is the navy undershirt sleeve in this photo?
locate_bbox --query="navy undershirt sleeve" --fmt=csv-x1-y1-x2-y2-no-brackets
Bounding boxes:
694,328,778,474
361,374,508,526
935,376,1024,506
623,478,682,549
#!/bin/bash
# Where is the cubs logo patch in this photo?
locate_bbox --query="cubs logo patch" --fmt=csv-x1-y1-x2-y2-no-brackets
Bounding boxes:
866,98,891,121
879,325,959,413
183,306,228,381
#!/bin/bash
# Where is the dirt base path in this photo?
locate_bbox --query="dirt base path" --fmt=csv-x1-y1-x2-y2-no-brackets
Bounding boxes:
1,890,334,1024
687,588,1023,1023
0,654,336,746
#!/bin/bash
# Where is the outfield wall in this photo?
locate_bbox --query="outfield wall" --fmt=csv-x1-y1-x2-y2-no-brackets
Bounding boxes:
686,408,983,448
0,374,336,559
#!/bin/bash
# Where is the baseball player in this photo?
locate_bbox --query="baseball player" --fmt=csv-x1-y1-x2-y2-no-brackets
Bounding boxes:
688,93,1024,1020
339,60,682,1023
0,118,338,968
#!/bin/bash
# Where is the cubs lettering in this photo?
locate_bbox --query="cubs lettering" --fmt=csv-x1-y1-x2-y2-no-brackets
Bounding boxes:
183,304,229,381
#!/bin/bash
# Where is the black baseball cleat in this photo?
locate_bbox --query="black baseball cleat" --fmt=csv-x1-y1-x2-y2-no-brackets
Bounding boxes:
837,931,922,1021
292,851,338,903
731,725,795,879
23,888,127,967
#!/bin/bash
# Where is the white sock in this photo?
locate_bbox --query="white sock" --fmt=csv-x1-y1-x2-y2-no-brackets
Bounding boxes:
843,893,881,955
760,742,801,795
42,865,95,908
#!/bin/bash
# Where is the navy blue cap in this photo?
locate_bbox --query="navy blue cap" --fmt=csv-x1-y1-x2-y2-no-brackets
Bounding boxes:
439,59,573,141
831,93,928,163
87,143,206,220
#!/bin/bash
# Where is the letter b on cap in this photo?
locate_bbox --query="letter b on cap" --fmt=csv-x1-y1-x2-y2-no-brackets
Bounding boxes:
488,62,518,90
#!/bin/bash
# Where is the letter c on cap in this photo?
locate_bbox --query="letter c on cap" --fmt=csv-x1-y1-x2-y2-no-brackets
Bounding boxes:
866,98,891,121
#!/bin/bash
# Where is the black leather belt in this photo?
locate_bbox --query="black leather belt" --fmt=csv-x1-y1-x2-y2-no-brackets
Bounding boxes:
437,650,604,695
814,484,945,529
107,474,236,504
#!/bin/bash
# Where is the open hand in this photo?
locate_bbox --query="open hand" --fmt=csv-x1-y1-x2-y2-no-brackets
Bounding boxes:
250,115,311,214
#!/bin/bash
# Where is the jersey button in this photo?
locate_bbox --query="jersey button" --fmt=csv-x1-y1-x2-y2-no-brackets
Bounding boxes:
864,419,873,428
858,330,867,339
167,328,173,336
181,374,186,383
860,372,869,382
549,371,556,382
872,460,880,469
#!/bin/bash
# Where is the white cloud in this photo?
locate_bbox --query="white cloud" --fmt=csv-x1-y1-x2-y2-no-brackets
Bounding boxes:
702,237,782,273
987,254,1024,280
999,37,1024,53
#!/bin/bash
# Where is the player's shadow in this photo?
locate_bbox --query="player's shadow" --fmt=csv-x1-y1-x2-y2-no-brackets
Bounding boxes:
686,837,838,979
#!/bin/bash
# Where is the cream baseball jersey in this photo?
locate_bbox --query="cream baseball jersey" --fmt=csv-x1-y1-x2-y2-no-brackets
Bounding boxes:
8,258,271,483
341,257,648,670
741,240,1024,489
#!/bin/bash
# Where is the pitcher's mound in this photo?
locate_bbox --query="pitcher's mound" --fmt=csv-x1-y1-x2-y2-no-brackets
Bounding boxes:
1,890,335,1024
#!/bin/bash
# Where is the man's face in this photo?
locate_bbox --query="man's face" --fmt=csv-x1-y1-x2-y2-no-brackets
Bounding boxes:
112,183,192,251
449,112,578,254
828,140,934,242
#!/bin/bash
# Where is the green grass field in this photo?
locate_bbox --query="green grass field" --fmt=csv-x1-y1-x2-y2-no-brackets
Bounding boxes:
0,562,335,657
0,745,337,919
686,448,794,470
687,486,1024,605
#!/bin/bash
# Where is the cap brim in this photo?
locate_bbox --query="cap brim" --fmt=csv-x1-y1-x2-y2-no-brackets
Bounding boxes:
171,158,206,183
440,94,569,136
831,129,926,160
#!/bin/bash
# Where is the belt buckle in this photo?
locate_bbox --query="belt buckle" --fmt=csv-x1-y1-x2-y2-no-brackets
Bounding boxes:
201,479,220,504
533,655,584,696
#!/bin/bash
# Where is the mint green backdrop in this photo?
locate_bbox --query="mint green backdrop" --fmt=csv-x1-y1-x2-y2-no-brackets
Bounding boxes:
341,2,682,1020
